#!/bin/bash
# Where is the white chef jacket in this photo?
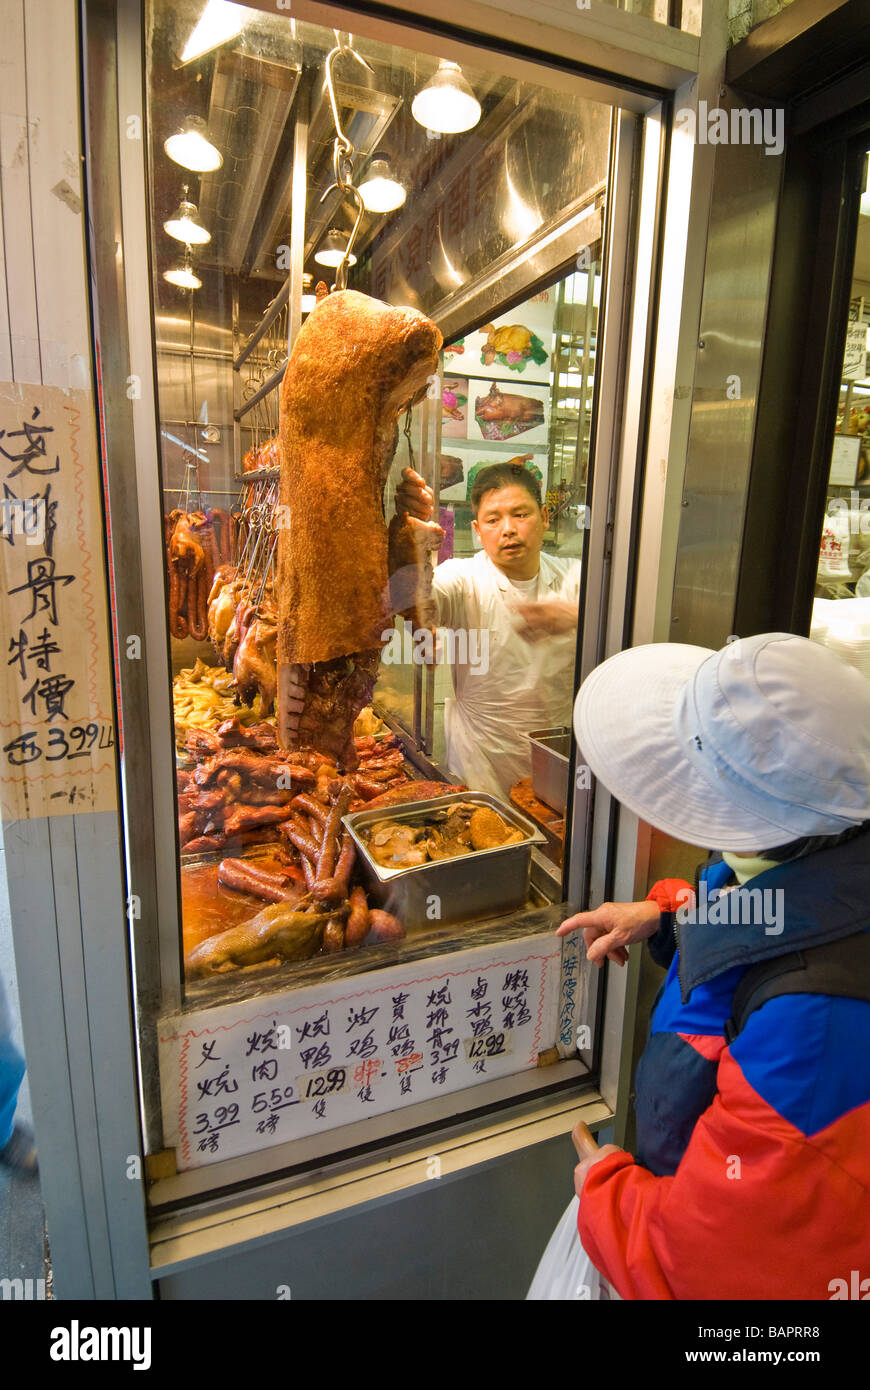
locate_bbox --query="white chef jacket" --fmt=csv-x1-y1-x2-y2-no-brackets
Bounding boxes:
431,549,581,800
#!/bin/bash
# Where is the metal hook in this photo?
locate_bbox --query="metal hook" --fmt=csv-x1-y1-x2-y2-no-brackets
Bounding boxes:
323,42,373,156
320,42,374,293
403,403,416,474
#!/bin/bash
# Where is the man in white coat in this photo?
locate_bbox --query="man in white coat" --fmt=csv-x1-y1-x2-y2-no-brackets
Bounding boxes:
393,462,580,800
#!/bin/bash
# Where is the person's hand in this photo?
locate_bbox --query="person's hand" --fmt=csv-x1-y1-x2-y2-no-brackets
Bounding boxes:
571,1121,625,1200
574,1146,624,1198
512,596,578,639
557,899,661,968
395,467,434,523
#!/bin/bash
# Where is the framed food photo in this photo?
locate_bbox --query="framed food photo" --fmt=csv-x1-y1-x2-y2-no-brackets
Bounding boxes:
443,337,467,370
436,441,548,504
463,291,555,384
466,452,547,503
469,378,550,446
441,374,469,438
437,449,468,502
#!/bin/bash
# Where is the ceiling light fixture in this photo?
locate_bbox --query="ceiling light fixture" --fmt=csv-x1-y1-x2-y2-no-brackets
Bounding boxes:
357,152,406,214
411,60,481,135
314,228,357,269
164,115,223,173
180,0,249,64
164,188,211,245
301,273,316,314
163,246,202,290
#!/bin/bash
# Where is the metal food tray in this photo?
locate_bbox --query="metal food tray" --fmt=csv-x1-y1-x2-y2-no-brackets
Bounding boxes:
527,726,571,814
343,792,546,933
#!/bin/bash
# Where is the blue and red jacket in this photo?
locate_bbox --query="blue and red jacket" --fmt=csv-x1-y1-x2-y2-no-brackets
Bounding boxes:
578,829,870,1300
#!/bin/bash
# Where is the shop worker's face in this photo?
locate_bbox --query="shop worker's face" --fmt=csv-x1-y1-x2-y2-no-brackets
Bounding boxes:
473,485,548,579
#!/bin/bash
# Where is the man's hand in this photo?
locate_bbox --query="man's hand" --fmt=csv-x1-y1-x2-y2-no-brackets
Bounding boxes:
512,596,578,639
557,899,661,968
395,467,434,522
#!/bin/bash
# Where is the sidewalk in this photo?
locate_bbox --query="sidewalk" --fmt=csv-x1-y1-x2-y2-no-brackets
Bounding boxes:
0,831,47,1294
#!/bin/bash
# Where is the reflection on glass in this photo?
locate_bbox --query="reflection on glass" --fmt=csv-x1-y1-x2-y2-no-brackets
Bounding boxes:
146,0,609,990
812,149,870,679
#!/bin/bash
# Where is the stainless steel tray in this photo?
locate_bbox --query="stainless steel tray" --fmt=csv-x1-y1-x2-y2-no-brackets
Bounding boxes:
343,792,546,932
527,726,571,814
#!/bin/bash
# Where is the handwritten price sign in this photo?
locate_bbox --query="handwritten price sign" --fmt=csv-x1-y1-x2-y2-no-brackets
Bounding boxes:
159,934,562,1170
0,382,116,820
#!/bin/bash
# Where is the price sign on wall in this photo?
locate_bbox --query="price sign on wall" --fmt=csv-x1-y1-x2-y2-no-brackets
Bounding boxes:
843,299,867,382
159,933,567,1170
0,382,117,820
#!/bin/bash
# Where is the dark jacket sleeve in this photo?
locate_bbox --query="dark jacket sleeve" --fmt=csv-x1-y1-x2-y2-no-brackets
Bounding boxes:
643,878,694,971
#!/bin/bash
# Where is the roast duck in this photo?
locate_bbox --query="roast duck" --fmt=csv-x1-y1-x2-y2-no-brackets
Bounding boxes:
242,437,280,472
165,507,233,641
204,566,277,714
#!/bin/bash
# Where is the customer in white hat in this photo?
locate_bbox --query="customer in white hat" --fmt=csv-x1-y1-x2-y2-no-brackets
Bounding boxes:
557,632,870,1300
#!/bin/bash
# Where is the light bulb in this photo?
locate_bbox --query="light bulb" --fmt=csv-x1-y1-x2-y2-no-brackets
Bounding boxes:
163,246,201,289
180,0,248,64
301,294,317,313
164,264,202,290
164,191,211,245
358,155,406,213
164,116,222,173
314,228,357,268
412,61,481,135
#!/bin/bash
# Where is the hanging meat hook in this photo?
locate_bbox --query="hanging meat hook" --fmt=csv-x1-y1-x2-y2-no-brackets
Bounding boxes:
320,40,374,292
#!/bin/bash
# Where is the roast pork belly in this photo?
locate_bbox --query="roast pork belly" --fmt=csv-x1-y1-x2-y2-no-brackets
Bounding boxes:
277,290,442,767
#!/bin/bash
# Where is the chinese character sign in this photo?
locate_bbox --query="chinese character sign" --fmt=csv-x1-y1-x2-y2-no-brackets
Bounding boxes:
0,383,116,820
159,934,562,1170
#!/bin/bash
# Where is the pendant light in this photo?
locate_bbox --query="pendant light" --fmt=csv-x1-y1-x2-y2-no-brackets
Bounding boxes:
412,61,481,135
314,228,357,269
164,187,211,245
357,153,406,214
163,246,202,290
164,115,222,173
301,273,316,314
180,0,249,65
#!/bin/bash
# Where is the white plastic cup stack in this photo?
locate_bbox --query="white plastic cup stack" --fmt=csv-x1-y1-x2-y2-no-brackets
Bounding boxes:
810,597,836,646
824,597,870,679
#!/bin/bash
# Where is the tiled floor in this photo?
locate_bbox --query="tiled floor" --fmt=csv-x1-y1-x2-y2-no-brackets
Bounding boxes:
0,834,47,1293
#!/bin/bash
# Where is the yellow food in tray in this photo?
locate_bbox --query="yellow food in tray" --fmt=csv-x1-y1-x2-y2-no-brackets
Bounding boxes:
362,802,524,869
173,659,274,746
353,705,386,738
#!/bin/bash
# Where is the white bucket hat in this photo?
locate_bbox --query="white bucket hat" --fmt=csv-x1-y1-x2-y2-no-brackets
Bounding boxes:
573,632,870,851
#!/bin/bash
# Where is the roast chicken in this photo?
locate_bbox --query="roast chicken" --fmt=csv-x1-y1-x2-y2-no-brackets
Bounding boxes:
233,601,278,715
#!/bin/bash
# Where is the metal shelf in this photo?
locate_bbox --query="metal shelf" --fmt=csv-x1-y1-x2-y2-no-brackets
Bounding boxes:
233,466,280,483
234,361,287,420
234,278,290,372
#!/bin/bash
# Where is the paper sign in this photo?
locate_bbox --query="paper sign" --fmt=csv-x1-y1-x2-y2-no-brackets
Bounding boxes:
842,317,867,383
159,933,564,1170
0,382,117,820
830,433,861,486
